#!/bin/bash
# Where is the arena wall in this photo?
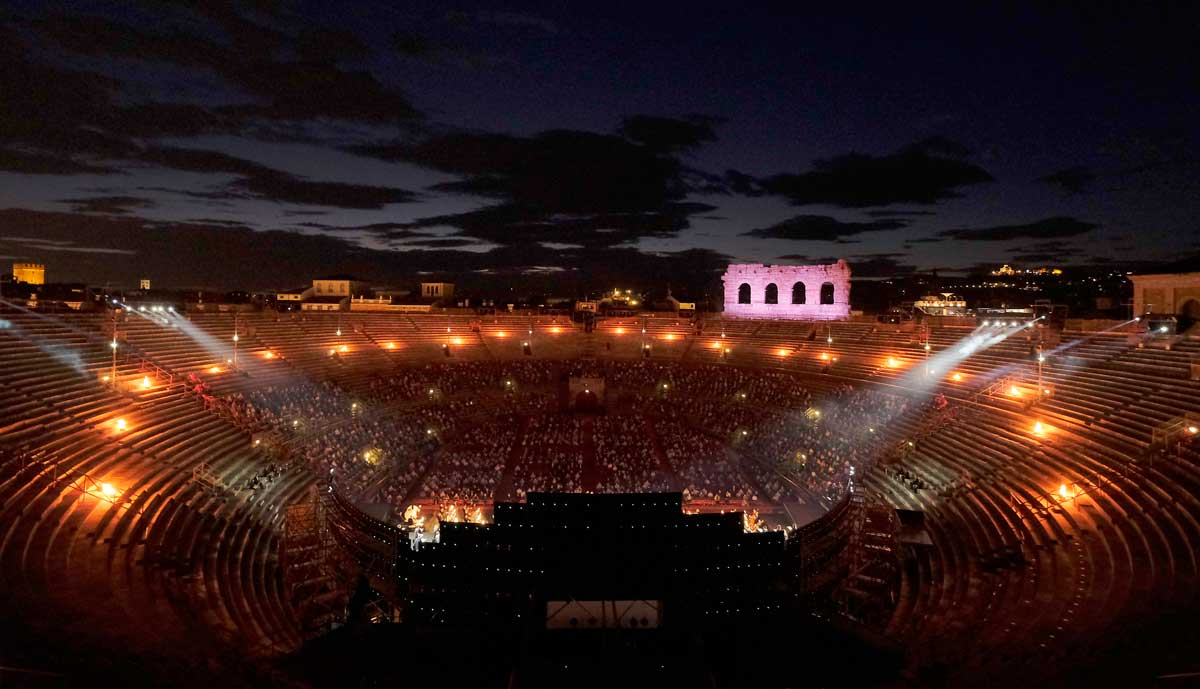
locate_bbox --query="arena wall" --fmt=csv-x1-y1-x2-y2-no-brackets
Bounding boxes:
722,261,851,320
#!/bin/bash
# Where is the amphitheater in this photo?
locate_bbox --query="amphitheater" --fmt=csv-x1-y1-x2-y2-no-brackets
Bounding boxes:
2,307,1198,688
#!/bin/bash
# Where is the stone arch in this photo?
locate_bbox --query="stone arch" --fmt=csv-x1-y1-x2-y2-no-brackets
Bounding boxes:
765,283,778,304
792,282,806,304
738,283,751,304
820,282,835,305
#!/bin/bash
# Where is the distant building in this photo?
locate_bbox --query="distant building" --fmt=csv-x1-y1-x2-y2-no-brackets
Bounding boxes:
722,261,851,320
313,275,370,298
420,282,455,300
13,263,45,285
914,293,968,316
301,296,348,312
1130,270,1200,329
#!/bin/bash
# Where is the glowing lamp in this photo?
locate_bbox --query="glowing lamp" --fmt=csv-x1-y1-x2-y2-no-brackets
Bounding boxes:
614,327,625,335
1188,426,1198,435
339,345,348,353
336,329,342,336
110,340,118,350
452,337,463,345
924,344,932,351
662,383,669,389
264,351,274,358
209,366,220,374
724,348,731,354
952,372,963,382
141,376,151,389
1058,483,1070,499
387,342,397,349
1009,386,1021,397
887,357,899,368
550,326,561,334
101,483,117,498
328,348,336,356
495,332,506,339
777,349,789,356
115,418,127,432
663,333,675,340
820,352,830,360
232,334,239,342
712,341,722,349
1033,421,1045,435
102,375,110,382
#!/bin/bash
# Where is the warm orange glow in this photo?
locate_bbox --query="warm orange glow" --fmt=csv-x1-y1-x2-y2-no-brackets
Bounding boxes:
1009,385,1022,397
777,348,789,356
338,345,349,353
209,366,220,374
494,331,506,338
1187,425,1199,434
102,375,110,382
663,333,676,341
1033,421,1046,435
141,376,152,389
951,372,963,382
101,482,117,498
387,341,397,349
711,341,722,349
886,357,899,368
550,326,561,333
452,337,464,345
614,327,625,335
328,348,336,355
115,418,127,432
820,352,830,360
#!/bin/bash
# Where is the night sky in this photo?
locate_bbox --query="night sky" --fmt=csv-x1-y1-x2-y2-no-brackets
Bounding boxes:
1,1,1197,292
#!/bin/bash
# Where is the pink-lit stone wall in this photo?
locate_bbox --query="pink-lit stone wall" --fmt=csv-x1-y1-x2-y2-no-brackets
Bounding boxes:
722,261,851,319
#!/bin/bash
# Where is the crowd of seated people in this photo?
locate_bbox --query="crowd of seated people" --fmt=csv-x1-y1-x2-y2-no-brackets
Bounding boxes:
592,414,674,493
416,419,518,503
653,424,759,503
511,414,585,497
364,360,559,403
740,385,913,504
212,359,915,514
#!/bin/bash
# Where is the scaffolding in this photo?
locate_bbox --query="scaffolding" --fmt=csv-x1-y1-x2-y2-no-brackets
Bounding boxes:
282,486,346,639
834,494,900,627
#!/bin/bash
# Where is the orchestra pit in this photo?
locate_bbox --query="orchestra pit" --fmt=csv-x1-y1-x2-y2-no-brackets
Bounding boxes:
1,308,1198,688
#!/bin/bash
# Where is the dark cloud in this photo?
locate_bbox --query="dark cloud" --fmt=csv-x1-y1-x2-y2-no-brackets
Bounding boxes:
60,196,156,215
741,215,906,241
1006,240,1079,256
864,209,937,217
776,254,839,264
393,202,713,247
0,208,730,294
845,253,918,278
399,238,486,249
32,10,419,126
350,126,719,245
0,148,120,175
938,217,1099,241
759,137,993,208
618,115,721,154
138,146,418,209
1039,166,1095,194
